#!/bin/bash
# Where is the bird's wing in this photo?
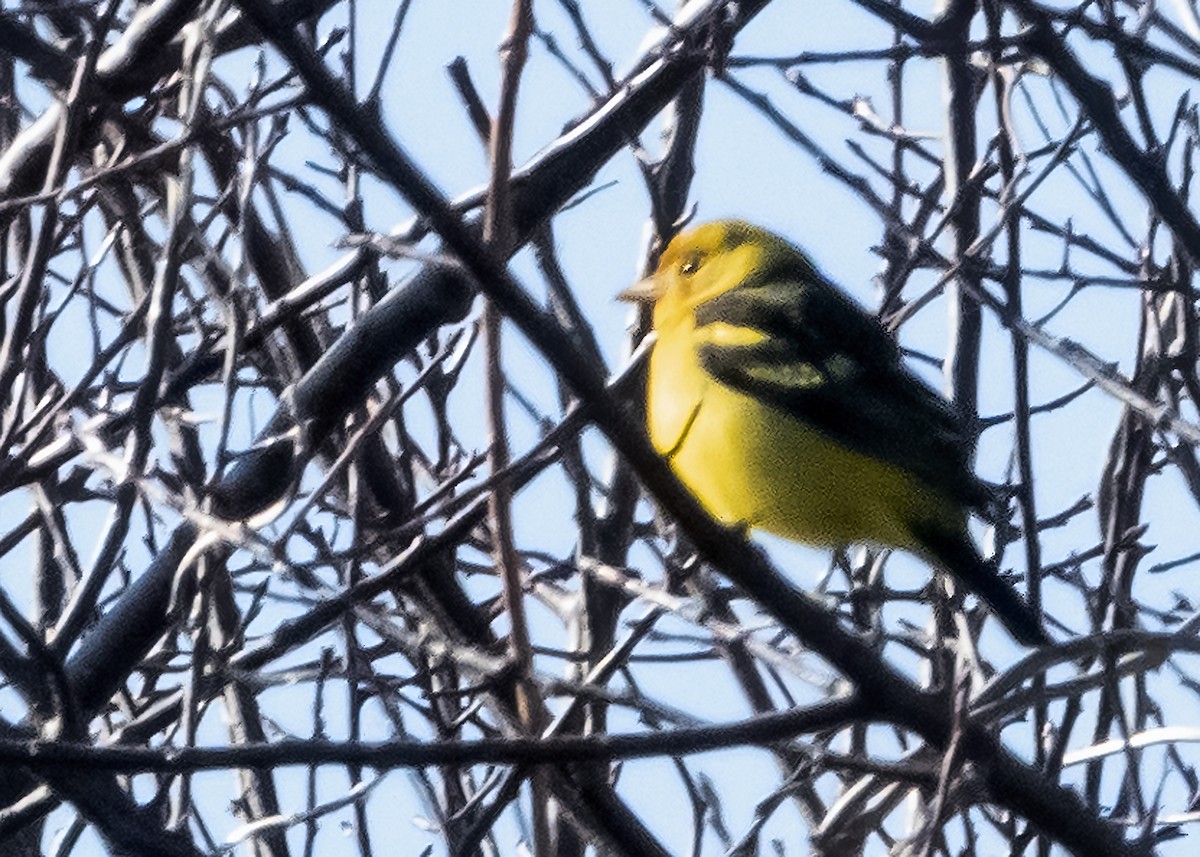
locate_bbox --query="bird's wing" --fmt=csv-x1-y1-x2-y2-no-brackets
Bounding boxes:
693,277,991,512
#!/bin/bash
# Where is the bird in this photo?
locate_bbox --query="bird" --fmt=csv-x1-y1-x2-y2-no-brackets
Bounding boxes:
619,219,1048,646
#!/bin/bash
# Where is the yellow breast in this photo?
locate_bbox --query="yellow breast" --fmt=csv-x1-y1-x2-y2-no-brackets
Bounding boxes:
646,321,951,551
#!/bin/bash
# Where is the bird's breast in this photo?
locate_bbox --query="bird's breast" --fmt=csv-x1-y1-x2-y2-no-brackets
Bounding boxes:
646,328,937,549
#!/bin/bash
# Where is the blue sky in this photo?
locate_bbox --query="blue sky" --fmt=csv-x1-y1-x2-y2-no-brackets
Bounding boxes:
10,0,1199,853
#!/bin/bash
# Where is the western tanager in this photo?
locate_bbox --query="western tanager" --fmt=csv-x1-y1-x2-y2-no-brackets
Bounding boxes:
621,220,1048,646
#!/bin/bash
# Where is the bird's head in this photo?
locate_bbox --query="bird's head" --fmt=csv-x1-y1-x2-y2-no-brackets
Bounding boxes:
618,220,807,331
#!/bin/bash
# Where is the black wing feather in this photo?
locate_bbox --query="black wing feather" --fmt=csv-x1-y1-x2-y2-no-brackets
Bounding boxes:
694,276,990,512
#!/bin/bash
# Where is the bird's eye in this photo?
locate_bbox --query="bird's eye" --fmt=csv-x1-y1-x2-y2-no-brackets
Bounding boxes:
679,252,704,277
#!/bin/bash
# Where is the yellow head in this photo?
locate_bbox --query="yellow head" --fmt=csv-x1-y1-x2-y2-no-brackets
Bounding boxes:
619,220,815,331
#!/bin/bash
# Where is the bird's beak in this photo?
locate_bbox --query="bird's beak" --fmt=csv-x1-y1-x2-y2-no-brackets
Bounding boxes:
617,276,664,304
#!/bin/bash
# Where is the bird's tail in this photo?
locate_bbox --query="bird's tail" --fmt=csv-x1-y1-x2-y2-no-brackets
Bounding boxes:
911,521,1049,647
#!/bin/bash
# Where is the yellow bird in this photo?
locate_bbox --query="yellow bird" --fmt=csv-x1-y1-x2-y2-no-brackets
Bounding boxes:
621,220,1048,646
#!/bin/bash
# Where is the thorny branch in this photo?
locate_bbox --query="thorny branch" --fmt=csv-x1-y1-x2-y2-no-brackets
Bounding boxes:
0,0,1195,854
